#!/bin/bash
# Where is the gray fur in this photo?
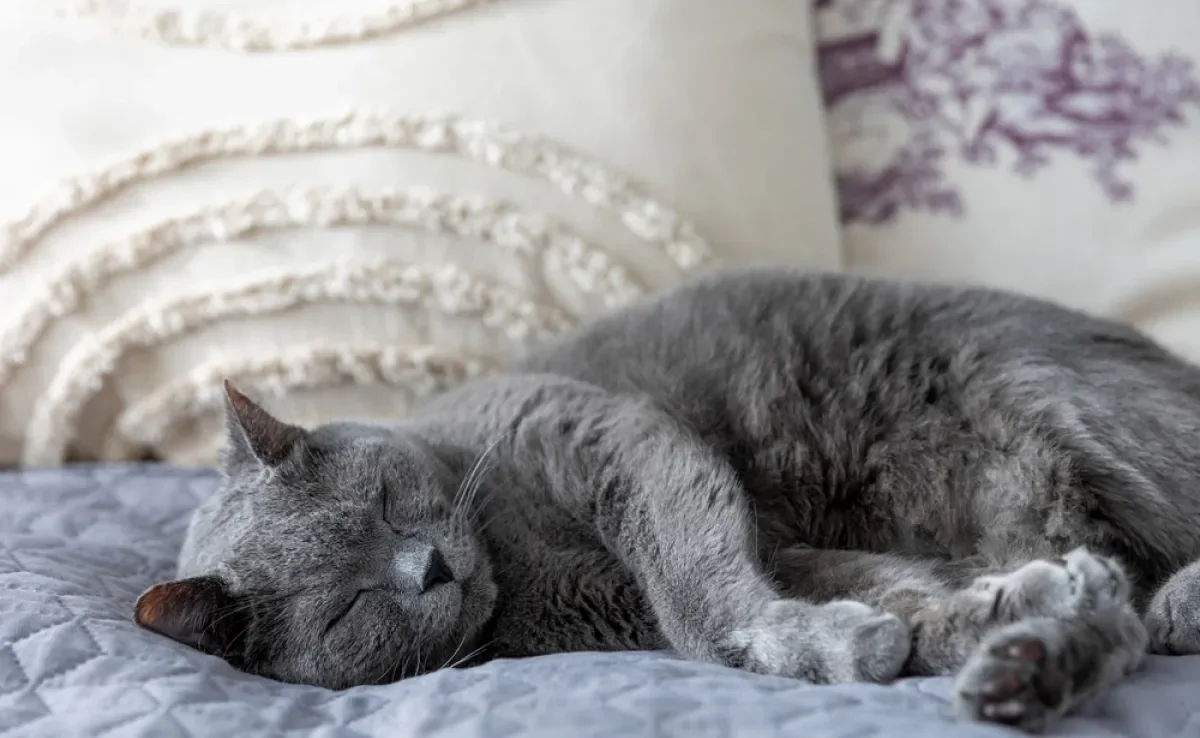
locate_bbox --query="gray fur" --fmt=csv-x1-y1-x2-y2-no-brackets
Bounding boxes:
137,268,1200,732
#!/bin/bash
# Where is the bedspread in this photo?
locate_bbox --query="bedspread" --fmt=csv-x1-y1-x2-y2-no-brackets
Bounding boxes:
1,465,1196,737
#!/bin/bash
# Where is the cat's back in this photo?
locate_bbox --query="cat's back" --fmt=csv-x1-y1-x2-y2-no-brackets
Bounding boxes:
518,266,1173,408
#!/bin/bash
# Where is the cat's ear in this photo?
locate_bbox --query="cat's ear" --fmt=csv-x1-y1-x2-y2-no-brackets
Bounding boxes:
222,380,307,468
134,576,246,658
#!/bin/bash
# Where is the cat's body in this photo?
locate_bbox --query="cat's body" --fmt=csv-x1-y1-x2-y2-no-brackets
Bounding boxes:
137,269,1200,732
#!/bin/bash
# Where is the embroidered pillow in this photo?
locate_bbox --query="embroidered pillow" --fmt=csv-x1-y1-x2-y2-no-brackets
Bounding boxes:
0,0,841,466
817,0,1200,356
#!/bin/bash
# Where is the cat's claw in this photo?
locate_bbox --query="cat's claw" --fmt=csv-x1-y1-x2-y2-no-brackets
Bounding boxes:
728,599,911,683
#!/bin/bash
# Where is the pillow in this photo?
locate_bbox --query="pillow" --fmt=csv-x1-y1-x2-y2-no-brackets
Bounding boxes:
0,0,842,467
816,0,1200,356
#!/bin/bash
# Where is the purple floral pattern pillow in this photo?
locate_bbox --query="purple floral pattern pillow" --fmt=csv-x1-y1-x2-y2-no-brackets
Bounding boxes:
815,0,1200,225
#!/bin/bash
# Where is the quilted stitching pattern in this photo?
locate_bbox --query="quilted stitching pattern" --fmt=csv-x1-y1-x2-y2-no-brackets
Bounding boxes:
1,465,1198,737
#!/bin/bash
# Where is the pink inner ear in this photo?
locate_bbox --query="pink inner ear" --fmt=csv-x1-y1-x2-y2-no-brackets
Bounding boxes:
134,580,190,630
134,577,234,654
223,380,257,419
224,381,273,434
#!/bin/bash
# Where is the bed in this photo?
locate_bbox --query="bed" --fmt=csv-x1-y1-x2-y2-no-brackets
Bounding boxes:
1,464,1196,737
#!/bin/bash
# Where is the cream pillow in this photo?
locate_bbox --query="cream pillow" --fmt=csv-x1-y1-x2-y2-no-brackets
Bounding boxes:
0,0,842,466
817,0,1200,355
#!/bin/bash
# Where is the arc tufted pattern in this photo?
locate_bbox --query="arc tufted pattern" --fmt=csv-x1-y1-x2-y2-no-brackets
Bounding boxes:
0,0,842,467
56,0,498,52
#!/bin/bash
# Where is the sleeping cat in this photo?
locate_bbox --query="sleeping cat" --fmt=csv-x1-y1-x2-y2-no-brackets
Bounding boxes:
134,267,1200,732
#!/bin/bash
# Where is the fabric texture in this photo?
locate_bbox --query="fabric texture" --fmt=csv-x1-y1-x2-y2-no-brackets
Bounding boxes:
0,0,842,468
0,463,1196,738
817,0,1200,360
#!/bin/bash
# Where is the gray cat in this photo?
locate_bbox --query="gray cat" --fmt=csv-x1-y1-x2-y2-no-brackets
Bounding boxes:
135,267,1200,732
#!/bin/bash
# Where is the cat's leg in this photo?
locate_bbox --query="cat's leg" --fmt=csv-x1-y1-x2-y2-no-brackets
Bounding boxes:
768,546,965,624
773,545,1147,730
1145,558,1200,654
769,546,1133,672
586,404,912,684
904,549,1140,674
769,547,992,674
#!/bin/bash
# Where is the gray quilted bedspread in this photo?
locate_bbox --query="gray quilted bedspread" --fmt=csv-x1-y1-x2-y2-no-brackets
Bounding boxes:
1,465,1198,737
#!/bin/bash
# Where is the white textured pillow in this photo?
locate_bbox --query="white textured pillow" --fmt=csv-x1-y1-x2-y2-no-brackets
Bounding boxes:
817,0,1200,355
0,0,841,466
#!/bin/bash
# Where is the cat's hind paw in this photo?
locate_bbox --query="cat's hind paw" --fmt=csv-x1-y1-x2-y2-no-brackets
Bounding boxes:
954,606,1145,733
955,630,1061,732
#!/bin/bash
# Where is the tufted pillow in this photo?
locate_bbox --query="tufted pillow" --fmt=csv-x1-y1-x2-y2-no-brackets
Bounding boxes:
0,0,842,467
817,0,1200,358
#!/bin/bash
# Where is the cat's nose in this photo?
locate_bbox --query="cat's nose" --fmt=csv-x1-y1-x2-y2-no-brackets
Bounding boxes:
421,549,454,593
390,544,454,594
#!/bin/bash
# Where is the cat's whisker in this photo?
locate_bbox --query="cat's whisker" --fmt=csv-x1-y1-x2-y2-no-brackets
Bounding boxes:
464,483,502,528
224,622,255,658
382,627,445,683
453,432,510,534
377,654,408,685
374,640,419,685
195,606,256,654
465,434,514,514
454,432,506,508
452,455,483,511
400,651,418,681
452,453,490,529
446,640,493,671
438,630,472,672
456,471,490,534
201,597,274,632
184,589,301,655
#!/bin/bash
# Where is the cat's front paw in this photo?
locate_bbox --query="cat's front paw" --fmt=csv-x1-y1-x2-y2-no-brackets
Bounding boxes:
727,599,910,683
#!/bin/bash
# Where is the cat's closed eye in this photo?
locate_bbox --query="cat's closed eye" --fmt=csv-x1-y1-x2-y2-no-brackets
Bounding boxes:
323,590,369,635
324,588,388,633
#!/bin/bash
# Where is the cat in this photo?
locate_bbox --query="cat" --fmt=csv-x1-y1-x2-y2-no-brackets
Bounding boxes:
134,267,1200,732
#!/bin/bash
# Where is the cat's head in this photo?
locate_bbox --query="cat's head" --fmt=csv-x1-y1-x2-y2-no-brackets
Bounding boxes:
133,382,497,689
